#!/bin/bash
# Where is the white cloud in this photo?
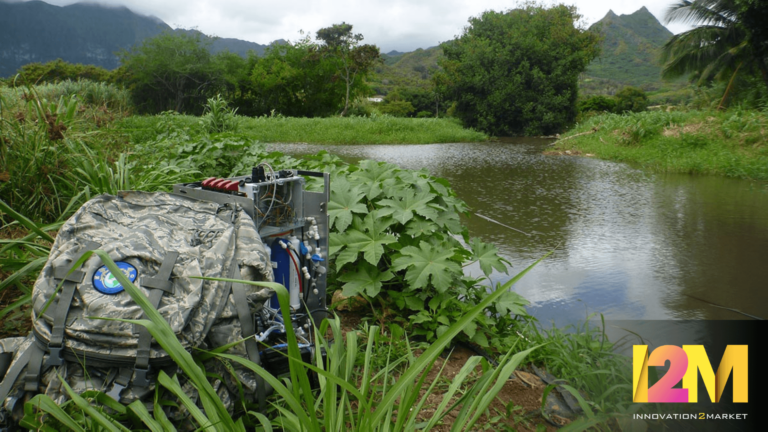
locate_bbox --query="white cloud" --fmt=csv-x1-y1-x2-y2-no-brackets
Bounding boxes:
35,0,694,51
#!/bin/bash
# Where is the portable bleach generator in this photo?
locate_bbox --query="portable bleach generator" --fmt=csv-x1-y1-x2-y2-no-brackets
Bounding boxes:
173,163,330,379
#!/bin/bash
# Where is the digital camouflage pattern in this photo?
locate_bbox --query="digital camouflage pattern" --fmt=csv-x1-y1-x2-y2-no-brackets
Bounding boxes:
1,192,274,417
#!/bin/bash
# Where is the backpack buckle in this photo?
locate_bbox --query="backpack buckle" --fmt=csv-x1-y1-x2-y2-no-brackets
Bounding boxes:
133,366,151,388
45,345,64,368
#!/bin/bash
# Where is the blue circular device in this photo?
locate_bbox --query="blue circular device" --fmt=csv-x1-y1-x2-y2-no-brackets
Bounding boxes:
93,262,137,295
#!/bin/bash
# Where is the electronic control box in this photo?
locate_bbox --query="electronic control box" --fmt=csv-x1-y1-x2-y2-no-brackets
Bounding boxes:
173,166,329,331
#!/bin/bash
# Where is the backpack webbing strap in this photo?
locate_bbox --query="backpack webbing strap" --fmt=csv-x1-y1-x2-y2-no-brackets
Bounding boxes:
0,354,12,382
230,268,267,412
133,251,179,388
46,240,101,368
0,343,35,401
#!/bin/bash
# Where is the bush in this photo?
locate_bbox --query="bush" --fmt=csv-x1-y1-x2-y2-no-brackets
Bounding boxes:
578,95,616,113
378,100,415,117
615,86,648,113
438,3,600,135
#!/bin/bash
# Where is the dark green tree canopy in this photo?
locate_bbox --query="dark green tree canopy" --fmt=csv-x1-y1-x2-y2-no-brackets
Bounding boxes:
437,3,600,136
244,36,349,117
118,32,234,114
614,87,649,113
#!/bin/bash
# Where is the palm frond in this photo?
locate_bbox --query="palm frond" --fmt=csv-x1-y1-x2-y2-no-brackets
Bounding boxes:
665,0,739,28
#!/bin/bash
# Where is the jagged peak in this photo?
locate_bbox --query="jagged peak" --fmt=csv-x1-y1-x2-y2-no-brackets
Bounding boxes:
629,6,653,17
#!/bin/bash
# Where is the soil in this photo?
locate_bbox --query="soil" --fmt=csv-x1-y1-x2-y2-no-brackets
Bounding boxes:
335,311,563,431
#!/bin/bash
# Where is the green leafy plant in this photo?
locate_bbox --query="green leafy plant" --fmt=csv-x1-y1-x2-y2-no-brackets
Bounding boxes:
200,94,239,134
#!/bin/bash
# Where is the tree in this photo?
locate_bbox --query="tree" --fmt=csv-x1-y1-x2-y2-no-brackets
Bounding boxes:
437,4,600,136
578,95,617,113
614,87,649,112
118,32,228,114
316,23,381,116
245,36,347,117
660,0,768,91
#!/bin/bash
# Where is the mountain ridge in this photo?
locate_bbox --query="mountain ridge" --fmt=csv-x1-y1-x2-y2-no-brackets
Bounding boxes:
0,0,272,77
583,6,674,90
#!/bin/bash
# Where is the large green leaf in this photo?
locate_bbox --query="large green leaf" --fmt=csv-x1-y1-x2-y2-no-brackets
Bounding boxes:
494,290,529,316
392,241,461,292
377,189,437,225
338,262,394,297
470,238,509,276
349,160,397,200
328,177,367,232
404,217,439,237
339,212,397,266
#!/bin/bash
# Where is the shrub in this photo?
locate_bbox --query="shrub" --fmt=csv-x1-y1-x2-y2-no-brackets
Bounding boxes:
615,86,648,113
578,95,616,113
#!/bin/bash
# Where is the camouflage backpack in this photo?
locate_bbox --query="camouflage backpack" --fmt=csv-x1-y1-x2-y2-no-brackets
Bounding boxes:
0,191,275,425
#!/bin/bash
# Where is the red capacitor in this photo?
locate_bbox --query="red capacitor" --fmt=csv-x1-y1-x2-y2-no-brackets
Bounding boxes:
224,180,239,191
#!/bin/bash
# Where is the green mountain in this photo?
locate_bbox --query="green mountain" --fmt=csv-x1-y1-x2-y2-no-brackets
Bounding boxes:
371,46,442,95
0,0,270,77
583,7,674,92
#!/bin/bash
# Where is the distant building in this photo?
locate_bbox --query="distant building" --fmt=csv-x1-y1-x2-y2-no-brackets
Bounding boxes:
367,96,384,103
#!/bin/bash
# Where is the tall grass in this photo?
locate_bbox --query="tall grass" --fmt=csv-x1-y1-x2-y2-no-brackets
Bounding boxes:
0,79,130,113
554,109,768,180
118,112,488,145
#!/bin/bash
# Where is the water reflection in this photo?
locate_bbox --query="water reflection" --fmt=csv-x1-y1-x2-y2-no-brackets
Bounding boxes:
271,141,768,325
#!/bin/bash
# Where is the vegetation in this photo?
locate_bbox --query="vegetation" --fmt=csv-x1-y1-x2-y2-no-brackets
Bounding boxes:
661,0,768,87
10,59,113,85
242,34,362,118
0,81,646,430
438,3,601,136
551,109,768,180
119,111,486,145
584,7,674,91
316,23,381,117
579,87,649,114
117,32,244,114
660,0,768,108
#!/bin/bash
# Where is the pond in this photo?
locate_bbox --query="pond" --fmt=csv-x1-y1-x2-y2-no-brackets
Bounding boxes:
270,140,768,326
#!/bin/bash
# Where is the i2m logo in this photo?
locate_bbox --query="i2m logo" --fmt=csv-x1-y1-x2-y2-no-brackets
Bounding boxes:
633,345,748,403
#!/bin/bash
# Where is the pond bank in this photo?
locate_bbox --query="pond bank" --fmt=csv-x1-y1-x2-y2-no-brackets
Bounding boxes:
550,109,768,181
117,114,488,145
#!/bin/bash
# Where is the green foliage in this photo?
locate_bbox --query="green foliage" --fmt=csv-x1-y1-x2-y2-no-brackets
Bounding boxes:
378,100,415,117
120,112,487,145
15,250,540,430
244,36,347,117
316,22,381,116
369,47,443,96
660,0,768,94
200,94,239,134
382,87,438,117
117,31,235,114
614,86,649,113
554,109,768,180
13,59,113,85
438,3,601,135
578,95,617,113
584,7,674,90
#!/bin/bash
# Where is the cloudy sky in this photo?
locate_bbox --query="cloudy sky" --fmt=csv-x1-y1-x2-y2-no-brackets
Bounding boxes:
37,0,692,52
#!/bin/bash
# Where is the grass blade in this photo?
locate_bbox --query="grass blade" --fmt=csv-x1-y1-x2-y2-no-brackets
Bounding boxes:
0,198,55,242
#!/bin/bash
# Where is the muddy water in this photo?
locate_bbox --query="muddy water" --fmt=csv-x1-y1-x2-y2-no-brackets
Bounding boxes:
270,140,768,326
